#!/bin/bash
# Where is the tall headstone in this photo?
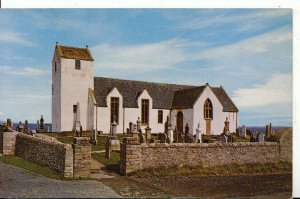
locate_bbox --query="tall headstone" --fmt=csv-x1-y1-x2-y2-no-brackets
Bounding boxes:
257,133,264,142
269,123,272,138
195,123,202,143
40,115,45,131
240,125,246,137
129,122,133,134
136,117,141,132
223,117,230,137
74,103,81,133
185,123,189,135
164,116,169,134
6,118,13,130
265,125,269,138
221,134,227,143
16,121,24,132
167,123,173,144
145,124,152,142
23,120,30,134
160,133,166,143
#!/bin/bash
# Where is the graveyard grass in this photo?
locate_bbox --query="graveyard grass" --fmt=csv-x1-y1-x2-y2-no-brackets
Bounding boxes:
129,161,292,178
0,155,66,180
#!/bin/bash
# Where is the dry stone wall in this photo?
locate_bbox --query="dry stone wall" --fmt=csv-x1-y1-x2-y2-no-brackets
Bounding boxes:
120,141,291,175
15,133,73,178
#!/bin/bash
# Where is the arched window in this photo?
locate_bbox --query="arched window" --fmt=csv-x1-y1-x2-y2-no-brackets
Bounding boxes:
204,99,213,119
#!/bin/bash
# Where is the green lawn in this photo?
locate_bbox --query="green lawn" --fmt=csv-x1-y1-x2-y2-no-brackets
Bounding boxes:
0,155,66,180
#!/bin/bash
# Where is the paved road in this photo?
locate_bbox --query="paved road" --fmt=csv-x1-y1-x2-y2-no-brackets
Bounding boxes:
0,161,121,198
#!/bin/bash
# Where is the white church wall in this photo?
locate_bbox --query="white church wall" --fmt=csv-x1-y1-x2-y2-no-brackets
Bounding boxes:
52,51,61,132
59,58,94,132
170,108,194,133
193,86,224,135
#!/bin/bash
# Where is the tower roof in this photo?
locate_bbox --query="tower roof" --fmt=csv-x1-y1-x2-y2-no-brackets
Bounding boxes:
56,45,94,61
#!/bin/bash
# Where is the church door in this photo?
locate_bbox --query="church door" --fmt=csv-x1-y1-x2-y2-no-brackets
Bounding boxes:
176,112,183,133
205,120,211,135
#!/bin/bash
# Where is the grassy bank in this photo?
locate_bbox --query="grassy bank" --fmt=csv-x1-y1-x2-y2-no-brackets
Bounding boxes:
129,161,292,178
0,155,65,180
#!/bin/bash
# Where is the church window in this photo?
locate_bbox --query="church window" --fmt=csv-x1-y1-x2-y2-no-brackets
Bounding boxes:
110,97,119,124
75,60,81,70
204,99,213,119
141,99,149,124
54,62,57,72
73,105,77,113
158,110,163,123
52,84,54,95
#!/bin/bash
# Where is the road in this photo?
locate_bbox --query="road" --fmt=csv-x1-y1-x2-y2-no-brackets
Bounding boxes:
0,161,121,198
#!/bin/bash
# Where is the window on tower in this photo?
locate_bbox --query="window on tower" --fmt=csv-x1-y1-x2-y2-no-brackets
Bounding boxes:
75,60,81,70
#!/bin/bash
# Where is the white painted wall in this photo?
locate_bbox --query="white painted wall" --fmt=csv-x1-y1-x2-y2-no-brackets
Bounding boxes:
95,89,171,134
52,50,61,132
170,108,194,133
52,48,94,132
192,86,238,135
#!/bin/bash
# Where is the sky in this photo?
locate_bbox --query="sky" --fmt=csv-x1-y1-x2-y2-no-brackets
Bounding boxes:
0,9,293,126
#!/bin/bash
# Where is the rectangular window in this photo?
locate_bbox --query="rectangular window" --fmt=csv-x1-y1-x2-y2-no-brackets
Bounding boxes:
110,97,119,124
75,60,81,70
52,84,54,95
54,62,57,72
158,110,163,123
73,105,77,113
141,99,149,124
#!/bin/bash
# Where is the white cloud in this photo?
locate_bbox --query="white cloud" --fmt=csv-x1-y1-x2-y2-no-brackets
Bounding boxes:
176,9,290,31
92,39,204,71
198,26,291,59
232,73,292,107
0,112,4,116
0,66,47,76
0,30,34,46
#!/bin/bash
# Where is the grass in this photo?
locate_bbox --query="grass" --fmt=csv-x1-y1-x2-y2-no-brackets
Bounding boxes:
92,152,120,173
0,155,66,180
129,161,292,178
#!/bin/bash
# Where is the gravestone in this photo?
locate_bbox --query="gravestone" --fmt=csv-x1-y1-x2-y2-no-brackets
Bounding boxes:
136,117,141,132
167,122,173,144
109,118,120,150
129,122,133,133
164,116,169,133
224,117,230,133
221,134,227,143
265,125,269,138
185,123,189,135
145,124,152,142
250,132,257,142
160,133,166,143
269,123,272,138
257,133,264,142
23,120,30,134
195,123,202,143
16,121,24,132
6,118,13,130
36,120,40,131
240,125,247,137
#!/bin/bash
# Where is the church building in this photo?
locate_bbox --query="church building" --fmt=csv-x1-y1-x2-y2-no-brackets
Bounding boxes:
52,44,239,135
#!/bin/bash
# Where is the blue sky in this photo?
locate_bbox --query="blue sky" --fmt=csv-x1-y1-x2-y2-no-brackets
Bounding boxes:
0,9,292,126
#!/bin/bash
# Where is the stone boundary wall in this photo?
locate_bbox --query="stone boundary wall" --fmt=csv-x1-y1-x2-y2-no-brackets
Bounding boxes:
120,142,291,175
1,131,20,155
15,133,73,178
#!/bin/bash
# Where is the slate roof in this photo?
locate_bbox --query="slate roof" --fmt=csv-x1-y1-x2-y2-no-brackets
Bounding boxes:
93,77,238,112
94,77,193,109
211,87,239,112
172,86,206,109
56,45,94,61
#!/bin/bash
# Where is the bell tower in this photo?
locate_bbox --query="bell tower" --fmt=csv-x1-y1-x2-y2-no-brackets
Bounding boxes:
52,43,94,132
